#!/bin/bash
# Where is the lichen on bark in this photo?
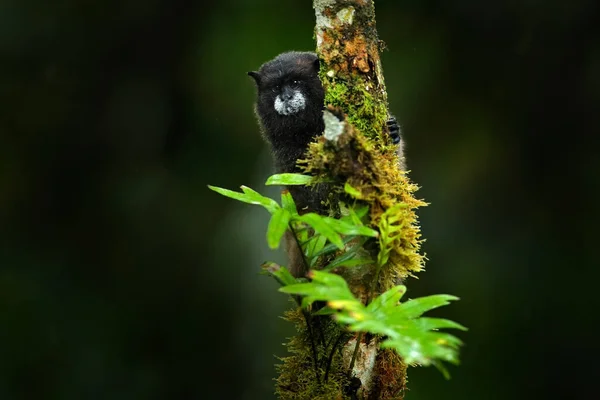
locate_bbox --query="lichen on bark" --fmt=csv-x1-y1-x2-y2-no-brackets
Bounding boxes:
314,0,391,145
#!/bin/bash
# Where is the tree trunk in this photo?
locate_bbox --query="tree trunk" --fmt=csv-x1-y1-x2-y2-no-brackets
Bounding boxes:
275,1,426,398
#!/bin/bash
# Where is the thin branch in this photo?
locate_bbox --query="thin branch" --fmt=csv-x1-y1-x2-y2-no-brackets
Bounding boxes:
348,332,364,375
325,332,346,382
288,222,310,276
301,308,321,383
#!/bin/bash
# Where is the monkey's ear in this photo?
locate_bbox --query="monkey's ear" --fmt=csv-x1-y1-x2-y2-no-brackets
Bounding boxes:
247,71,261,86
312,58,320,72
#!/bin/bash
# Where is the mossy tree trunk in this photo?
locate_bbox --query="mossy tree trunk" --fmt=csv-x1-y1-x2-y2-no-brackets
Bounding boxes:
275,1,426,399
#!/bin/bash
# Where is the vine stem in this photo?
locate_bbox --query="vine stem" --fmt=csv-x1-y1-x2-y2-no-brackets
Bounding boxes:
289,221,322,382
366,262,384,306
289,222,310,277
325,332,346,382
302,309,321,383
348,332,364,375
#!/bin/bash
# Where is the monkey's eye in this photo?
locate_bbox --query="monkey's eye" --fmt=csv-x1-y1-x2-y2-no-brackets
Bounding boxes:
292,80,300,85
271,85,279,93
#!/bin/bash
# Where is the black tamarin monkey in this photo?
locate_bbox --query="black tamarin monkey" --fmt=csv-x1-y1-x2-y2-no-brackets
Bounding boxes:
248,51,402,276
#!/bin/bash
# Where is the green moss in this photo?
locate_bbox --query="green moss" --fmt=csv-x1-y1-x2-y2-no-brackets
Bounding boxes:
275,307,351,400
300,112,426,291
322,75,390,146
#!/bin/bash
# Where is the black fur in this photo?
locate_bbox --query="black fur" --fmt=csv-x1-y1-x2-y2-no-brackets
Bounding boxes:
248,51,325,175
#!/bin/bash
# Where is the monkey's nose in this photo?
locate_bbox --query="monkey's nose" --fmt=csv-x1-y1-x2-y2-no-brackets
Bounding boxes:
281,87,294,101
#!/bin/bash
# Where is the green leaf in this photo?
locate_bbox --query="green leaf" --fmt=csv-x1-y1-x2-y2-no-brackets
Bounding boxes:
281,190,298,215
279,282,318,296
380,336,440,365
328,258,373,269
208,185,281,214
381,327,463,366
342,204,369,226
396,294,460,319
266,173,314,186
240,186,281,213
267,208,291,249
344,182,363,198
432,360,452,380
297,213,344,249
354,205,370,219
280,282,332,308
323,216,379,237
412,317,468,332
261,262,298,287
309,270,349,287
367,285,407,313
291,221,309,243
311,235,360,259
324,249,373,271
376,203,409,267
345,319,399,339
280,270,356,307
305,234,328,260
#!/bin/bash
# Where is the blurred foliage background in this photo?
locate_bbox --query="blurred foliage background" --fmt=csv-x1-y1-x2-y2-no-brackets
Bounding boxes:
1,0,598,399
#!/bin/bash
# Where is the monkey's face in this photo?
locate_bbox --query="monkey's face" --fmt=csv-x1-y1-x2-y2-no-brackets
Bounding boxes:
248,52,324,125
273,82,306,116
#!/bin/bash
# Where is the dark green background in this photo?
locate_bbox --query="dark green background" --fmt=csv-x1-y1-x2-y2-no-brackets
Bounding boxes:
1,0,598,399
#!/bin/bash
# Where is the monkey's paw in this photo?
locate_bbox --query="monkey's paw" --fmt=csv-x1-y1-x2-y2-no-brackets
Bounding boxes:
387,116,401,144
